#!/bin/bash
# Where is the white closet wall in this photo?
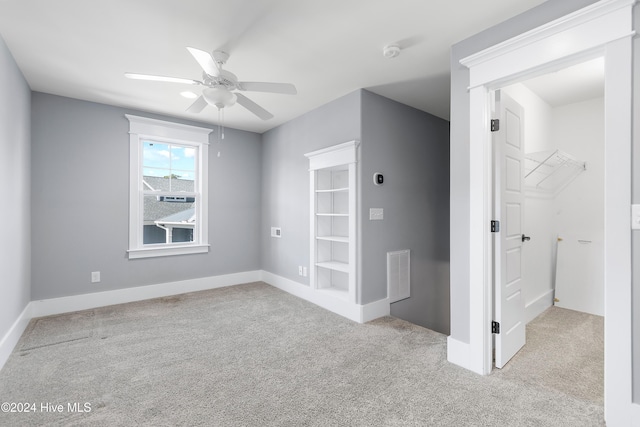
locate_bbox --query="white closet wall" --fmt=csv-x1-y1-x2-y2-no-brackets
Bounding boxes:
551,98,604,316
502,83,604,320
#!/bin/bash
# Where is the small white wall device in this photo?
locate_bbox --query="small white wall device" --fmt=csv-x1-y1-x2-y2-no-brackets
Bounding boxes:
373,173,384,186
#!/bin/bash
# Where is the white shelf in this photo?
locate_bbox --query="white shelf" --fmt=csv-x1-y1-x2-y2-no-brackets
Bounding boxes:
525,149,585,193
316,235,349,243
316,261,350,273
316,187,348,193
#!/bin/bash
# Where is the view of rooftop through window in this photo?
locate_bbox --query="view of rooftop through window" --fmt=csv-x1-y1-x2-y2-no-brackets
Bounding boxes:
141,140,198,245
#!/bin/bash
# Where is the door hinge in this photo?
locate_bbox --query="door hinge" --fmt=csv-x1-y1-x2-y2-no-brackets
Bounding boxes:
492,321,500,334
491,220,500,233
491,119,500,132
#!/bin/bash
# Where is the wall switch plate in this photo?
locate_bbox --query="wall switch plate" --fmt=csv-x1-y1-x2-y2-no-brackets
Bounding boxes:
271,227,282,238
369,208,384,220
302,267,307,277
632,205,640,229
298,266,303,276
91,271,101,283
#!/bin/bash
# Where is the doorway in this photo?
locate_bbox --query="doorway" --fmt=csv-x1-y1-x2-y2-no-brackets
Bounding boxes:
459,0,633,423
491,58,605,402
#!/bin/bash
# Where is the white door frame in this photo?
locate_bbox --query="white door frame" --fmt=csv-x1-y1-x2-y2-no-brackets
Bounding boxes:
459,0,635,424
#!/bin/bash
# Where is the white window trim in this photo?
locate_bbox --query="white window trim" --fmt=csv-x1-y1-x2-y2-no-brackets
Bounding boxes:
126,114,212,259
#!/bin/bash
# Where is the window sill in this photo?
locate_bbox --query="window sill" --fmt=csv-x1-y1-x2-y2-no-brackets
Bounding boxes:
127,244,210,259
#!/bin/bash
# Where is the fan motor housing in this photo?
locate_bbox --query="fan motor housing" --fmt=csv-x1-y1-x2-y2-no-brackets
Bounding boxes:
203,70,238,90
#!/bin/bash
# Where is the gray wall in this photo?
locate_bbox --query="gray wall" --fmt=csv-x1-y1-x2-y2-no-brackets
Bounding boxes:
0,37,31,340
361,91,450,333
449,0,599,345
31,93,262,299
261,91,362,284
261,89,451,334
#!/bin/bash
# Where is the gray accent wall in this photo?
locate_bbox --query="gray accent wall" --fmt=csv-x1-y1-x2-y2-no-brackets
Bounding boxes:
260,91,362,284
0,37,31,341
31,93,262,300
262,89,450,334
361,91,450,333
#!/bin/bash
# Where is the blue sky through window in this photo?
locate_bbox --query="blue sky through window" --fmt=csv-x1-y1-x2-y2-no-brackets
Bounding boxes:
143,141,196,181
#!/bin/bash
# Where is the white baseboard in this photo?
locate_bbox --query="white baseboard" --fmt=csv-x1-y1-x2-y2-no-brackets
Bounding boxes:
0,303,32,372
631,402,640,426
29,271,262,318
260,270,389,323
447,336,472,372
361,297,390,323
525,289,554,324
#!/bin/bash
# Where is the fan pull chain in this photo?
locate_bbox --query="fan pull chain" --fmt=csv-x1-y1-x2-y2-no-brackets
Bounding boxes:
217,108,221,142
217,107,226,143
221,108,225,140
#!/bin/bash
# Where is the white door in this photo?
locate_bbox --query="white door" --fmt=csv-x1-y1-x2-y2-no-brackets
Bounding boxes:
493,90,526,369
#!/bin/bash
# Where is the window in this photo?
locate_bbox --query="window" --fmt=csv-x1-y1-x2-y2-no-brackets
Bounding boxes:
126,115,212,259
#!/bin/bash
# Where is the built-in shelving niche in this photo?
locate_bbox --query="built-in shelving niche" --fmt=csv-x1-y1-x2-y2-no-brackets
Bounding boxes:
524,149,586,195
305,141,359,304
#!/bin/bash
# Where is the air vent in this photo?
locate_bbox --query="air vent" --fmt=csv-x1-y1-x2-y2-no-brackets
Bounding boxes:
388,250,410,303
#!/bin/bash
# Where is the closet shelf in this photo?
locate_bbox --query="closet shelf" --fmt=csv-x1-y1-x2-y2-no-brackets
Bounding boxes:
524,149,585,194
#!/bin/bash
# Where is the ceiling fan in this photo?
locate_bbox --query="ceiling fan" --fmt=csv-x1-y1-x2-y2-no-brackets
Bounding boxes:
125,48,297,120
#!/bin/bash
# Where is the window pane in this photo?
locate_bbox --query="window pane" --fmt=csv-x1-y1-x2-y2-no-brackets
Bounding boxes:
142,142,196,191
143,141,171,171
143,175,168,192
171,176,194,193
143,194,196,245
171,145,196,173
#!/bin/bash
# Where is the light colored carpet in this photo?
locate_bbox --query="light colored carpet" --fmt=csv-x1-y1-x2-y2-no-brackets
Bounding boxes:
0,282,604,426
493,305,604,406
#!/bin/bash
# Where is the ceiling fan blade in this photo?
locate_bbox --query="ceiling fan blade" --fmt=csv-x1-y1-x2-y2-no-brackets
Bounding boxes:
186,95,208,113
186,47,220,77
235,93,274,120
125,73,201,85
238,82,297,95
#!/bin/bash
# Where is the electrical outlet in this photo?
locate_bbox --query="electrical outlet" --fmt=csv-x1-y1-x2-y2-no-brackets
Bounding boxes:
91,271,101,283
298,266,303,276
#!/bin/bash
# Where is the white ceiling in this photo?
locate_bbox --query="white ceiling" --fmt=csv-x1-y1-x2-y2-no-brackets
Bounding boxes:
0,0,548,133
521,57,605,107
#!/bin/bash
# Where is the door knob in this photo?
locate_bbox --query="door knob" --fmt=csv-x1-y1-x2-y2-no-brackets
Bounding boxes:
522,234,531,242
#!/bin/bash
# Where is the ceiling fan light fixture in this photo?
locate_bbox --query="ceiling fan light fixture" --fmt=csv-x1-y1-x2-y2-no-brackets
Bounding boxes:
180,91,198,99
203,87,237,109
